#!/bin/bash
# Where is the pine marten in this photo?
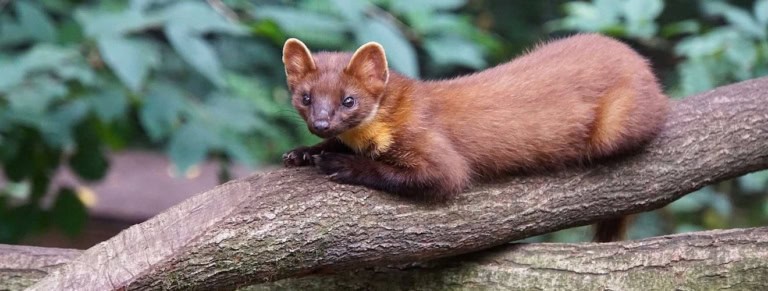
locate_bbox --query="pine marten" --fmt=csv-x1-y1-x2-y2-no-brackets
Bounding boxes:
280,33,670,242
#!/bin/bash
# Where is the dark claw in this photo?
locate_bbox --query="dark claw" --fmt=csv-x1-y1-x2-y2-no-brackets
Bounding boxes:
282,147,314,167
312,154,322,167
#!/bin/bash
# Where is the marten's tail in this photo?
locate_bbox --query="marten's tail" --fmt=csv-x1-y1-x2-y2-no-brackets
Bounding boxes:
592,215,631,242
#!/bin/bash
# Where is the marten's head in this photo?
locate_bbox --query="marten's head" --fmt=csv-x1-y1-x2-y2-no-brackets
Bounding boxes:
282,38,389,138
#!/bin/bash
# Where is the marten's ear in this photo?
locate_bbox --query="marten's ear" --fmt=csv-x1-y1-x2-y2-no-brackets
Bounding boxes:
345,42,389,92
282,38,316,89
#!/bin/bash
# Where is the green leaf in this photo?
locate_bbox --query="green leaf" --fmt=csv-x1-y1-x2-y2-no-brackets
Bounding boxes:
329,0,367,23
705,2,766,39
160,1,245,34
97,36,159,92
15,1,57,42
0,14,32,46
6,76,68,114
424,36,485,69
410,13,467,35
724,36,758,73
623,0,663,38
677,60,715,96
39,100,90,147
623,0,663,23
391,0,466,13
220,132,256,168
253,6,347,45
354,16,419,77
2,132,31,182
0,44,81,92
740,170,768,193
764,200,768,217
668,187,716,213
560,1,619,32
755,0,768,26
660,20,700,38
254,6,346,34
724,8,766,39
138,82,187,141
5,181,31,200
129,0,156,12
54,62,96,86
86,90,128,122
594,0,624,18
708,193,732,217
69,121,109,181
168,122,214,173
214,38,281,71
203,94,263,133
18,44,80,71
675,29,733,58
4,203,47,243
75,7,162,38
0,64,25,93
50,188,88,237
58,18,85,44
225,74,284,118
164,24,225,87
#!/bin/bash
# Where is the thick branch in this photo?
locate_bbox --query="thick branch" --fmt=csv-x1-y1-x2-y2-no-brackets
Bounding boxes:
249,227,768,290
7,228,768,290
0,245,80,291
31,77,768,290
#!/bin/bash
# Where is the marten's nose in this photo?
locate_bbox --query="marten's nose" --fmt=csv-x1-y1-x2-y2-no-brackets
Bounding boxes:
313,120,330,131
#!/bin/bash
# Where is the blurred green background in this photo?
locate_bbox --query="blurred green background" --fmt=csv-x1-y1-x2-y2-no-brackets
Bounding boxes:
0,0,766,245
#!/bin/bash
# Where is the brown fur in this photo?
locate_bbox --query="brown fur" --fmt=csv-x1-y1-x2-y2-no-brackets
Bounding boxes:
281,34,669,225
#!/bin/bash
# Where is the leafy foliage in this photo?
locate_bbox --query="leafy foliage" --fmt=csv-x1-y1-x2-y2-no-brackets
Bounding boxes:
0,0,497,243
552,0,768,97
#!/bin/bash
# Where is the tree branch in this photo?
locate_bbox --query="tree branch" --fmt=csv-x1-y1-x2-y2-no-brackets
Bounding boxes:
7,228,768,290
30,77,768,290
249,227,768,290
0,245,80,291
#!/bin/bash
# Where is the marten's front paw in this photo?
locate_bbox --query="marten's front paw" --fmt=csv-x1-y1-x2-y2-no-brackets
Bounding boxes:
313,153,357,183
282,147,315,167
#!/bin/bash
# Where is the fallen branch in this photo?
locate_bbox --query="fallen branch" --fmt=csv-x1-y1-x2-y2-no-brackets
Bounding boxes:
7,228,768,290
30,77,768,290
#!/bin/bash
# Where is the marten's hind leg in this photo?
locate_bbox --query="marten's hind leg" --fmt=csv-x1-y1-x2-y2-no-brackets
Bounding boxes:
588,81,667,159
587,79,668,242
588,84,637,158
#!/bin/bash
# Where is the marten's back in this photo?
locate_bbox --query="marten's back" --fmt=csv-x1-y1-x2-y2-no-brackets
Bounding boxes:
417,33,669,176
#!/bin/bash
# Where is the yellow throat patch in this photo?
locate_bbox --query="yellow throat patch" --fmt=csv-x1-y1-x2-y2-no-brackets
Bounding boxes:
338,119,393,156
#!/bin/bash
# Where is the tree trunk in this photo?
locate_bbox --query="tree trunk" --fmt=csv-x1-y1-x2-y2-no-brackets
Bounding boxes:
28,77,768,290
5,228,768,290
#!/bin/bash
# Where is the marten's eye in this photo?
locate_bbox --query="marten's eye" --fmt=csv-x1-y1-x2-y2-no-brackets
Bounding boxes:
342,96,356,108
301,94,311,106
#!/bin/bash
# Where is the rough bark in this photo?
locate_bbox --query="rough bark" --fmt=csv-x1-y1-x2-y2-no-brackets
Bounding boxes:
29,77,768,290
0,245,80,291
248,227,768,290
6,228,768,290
